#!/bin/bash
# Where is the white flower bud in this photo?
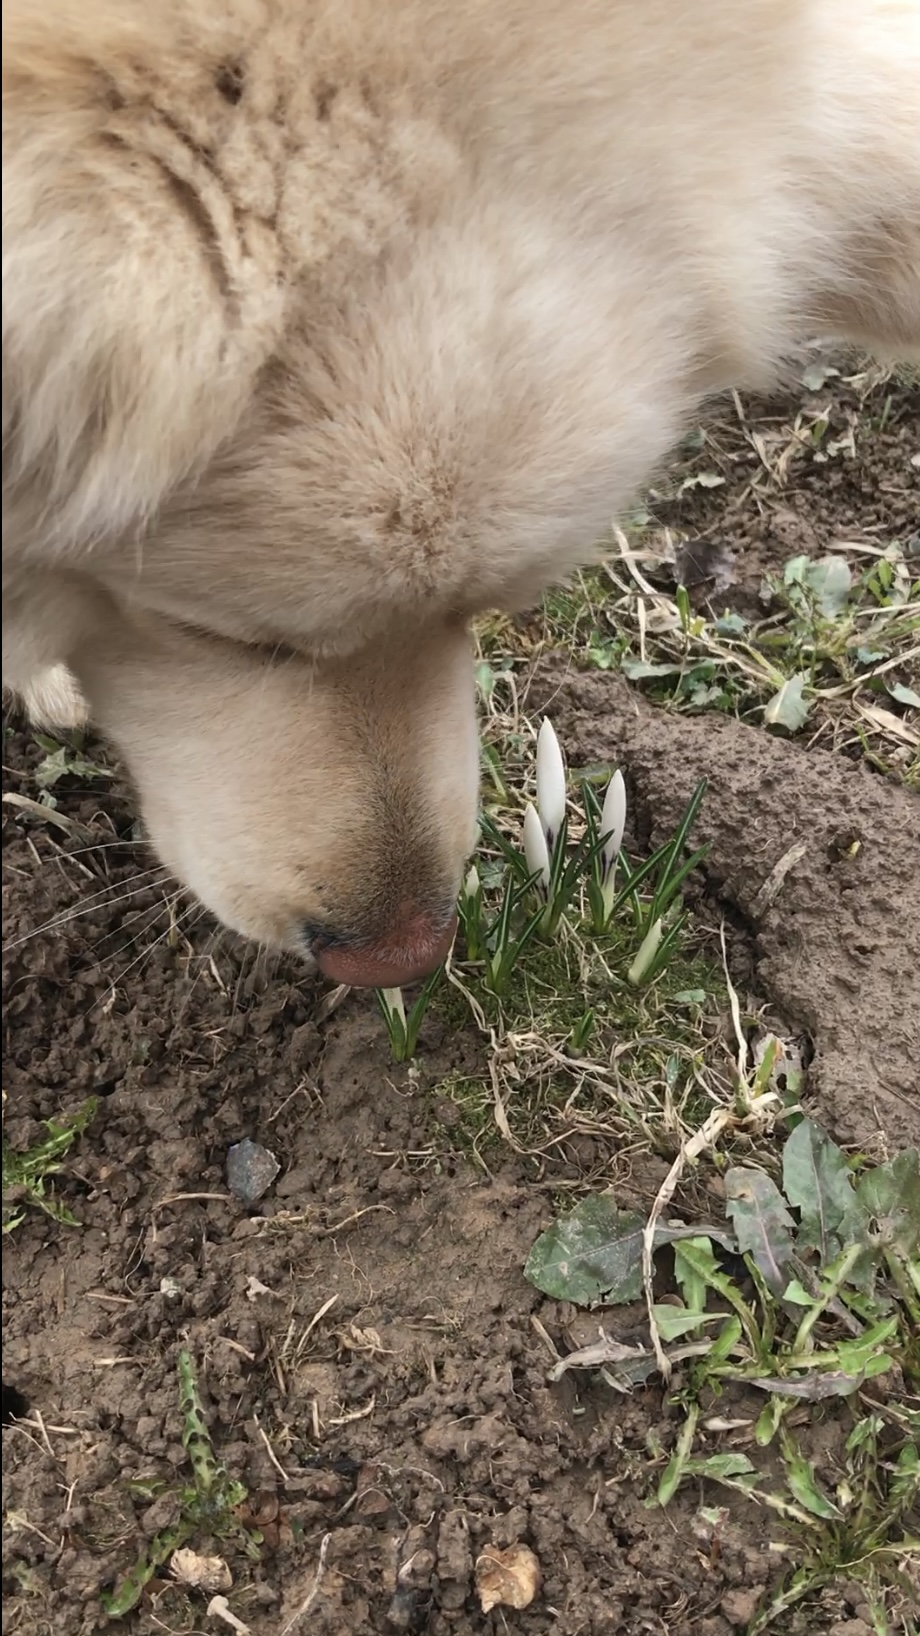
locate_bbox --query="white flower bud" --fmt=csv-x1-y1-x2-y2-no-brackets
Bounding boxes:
536,718,566,848
600,769,627,878
463,864,481,900
380,987,407,1025
523,802,551,891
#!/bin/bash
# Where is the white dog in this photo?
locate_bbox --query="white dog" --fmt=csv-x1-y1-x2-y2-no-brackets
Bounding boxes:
4,0,919,985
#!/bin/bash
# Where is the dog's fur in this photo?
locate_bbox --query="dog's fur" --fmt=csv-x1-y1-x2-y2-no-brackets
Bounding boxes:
4,0,919,971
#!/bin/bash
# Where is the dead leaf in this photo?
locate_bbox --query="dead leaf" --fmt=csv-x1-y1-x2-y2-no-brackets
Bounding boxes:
547,1333,652,1386
750,1371,868,1400
315,982,351,1021
750,843,809,917
856,702,919,747
475,1544,542,1613
170,1548,232,1594
239,1490,281,1531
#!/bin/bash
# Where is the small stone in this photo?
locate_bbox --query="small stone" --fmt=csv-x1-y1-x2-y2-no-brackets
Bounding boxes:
245,1274,277,1300
226,1139,280,1204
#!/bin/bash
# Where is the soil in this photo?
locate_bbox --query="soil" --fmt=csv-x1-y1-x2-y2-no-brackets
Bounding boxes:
3,372,919,1636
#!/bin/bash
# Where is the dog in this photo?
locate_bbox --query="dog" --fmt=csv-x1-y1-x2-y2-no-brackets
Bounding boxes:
4,0,919,987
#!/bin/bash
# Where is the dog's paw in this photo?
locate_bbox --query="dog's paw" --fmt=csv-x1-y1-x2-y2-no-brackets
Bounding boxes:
15,664,90,730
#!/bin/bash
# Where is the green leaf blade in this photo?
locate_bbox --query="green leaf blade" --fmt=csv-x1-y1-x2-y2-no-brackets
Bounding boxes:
725,1167,797,1297
782,1118,861,1260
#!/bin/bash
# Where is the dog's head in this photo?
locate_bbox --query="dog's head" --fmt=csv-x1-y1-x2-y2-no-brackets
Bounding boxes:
69,593,481,988
3,1,685,983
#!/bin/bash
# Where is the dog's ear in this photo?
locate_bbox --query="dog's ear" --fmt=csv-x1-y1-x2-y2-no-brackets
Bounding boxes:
2,1,282,560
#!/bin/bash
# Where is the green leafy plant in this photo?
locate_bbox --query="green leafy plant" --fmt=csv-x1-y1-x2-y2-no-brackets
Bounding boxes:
527,1121,918,1387
2,1097,98,1232
103,1350,258,1617
474,865,547,998
525,1120,920,1630
30,733,114,807
493,723,707,986
749,1407,920,1634
583,773,708,979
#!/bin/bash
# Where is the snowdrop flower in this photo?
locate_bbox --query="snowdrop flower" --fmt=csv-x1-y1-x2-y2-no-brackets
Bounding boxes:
523,801,551,892
600,769,626,879
536,718,566,850
628,917,663,987
459,862,485,960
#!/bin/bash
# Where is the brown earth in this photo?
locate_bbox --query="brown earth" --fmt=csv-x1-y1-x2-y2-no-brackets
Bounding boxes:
3,371,919,1636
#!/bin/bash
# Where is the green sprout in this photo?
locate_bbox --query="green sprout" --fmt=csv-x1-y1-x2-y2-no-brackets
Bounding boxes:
102,1350,257,1617
567,1006,597,1057
584,774,709,983
457,864,485,960
2,1097,98,1233
375,966,444,1062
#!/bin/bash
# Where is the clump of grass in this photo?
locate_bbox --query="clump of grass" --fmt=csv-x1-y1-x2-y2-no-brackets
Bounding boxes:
376,717,710,1063
103,1350,258,1617
2,1095,98,1233
609,534,919,779
457,857,546,997
758,1407,920,1635
372,716,731,1173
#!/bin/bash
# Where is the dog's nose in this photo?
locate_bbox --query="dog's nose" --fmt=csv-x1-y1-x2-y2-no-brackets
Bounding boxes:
312,912,458,989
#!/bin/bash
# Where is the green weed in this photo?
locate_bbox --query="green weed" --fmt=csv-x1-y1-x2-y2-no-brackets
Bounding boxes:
102,1350,258,1617
2,1096,98,1233
526,1119,920,1632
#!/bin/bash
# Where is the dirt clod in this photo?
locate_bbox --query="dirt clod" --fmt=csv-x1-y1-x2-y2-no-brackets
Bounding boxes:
475,1542,543,1612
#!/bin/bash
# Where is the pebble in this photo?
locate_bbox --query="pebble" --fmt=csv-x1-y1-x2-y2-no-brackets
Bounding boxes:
226,1138,280,1204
